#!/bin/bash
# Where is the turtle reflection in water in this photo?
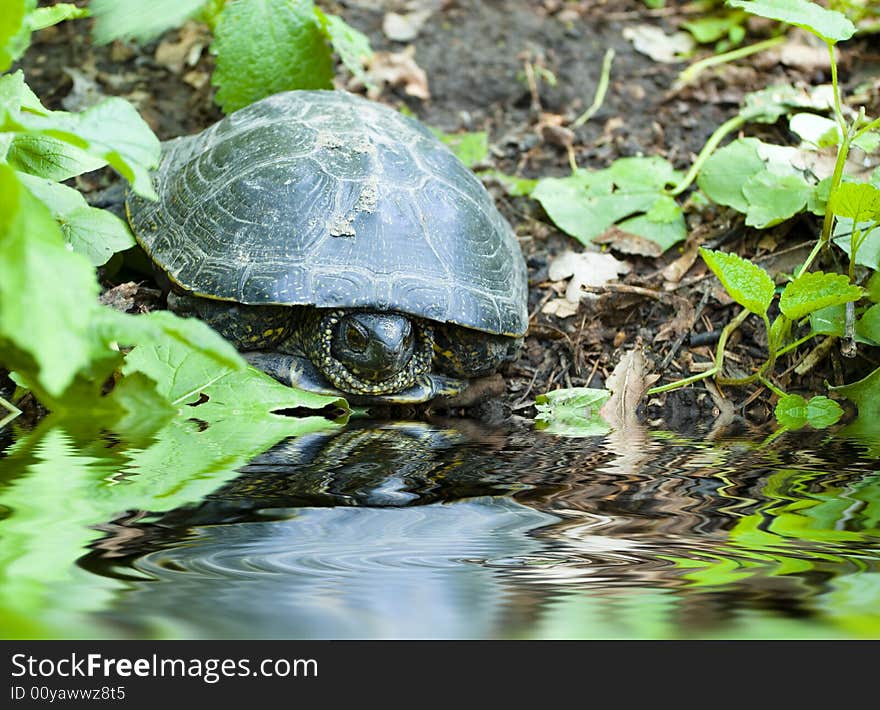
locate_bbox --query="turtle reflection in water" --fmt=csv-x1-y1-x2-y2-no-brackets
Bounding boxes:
126,91,529,404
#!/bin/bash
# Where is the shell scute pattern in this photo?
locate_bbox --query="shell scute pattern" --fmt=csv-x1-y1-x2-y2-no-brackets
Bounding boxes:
127,90,528,337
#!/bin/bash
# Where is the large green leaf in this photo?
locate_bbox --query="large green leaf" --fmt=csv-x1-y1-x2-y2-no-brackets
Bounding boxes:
775,393,843,430
0,166,99,398
742,171,810,228
90,0,210,43
532,158,684,249
699,247,775,316
534,387,612,437
697,138,765,212
212,0,334,113
728,0,856,44
2,90,161,198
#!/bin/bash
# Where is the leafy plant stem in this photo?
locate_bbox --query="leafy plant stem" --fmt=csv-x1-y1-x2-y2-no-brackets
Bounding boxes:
572,48,614,128
758,375,786,398
854,116,880,139
827,41,847,136
675,35,786,90
647,307,750,395
799,128,854,276
776,331,817,358
666,114,746,197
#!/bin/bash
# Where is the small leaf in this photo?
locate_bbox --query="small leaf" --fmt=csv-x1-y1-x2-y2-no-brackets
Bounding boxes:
699,247,775,316
432,129,489,168
697,137,765,212
831,367,880,429
856,303,880,345
534,387,612,437
90,0,209,44
728,0,856,44
775,393,843,429
482,170,538,197
780,271,863,320
829,182,880,222
211,0,333,113
16,175,134,265
315,9,373,90
742,170,810,228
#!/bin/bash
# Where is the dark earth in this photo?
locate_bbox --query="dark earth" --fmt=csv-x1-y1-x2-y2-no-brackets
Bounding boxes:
12,0,880,430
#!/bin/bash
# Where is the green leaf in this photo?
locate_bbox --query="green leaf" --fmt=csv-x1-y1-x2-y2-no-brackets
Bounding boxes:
618,197,687,252
697,138,765,212
212,0,334,113
532,158,683,249
315,9,373,89
699,247,775,316
433,130,489,168
16,175,134,265
775,393,843,429
789,112,841,148
0,166,99,398
833,222,880,270
0,0,34,72
534,387,612,437
832,366,880,439
90,0,209,44
482,170,538,197
3,97,161,198
682,14,744,44
6,133,107,181
779,271,862,320
728,0,856,44
27,4,89,32
741,170,810,228
829,182,880,222
856,304,880,345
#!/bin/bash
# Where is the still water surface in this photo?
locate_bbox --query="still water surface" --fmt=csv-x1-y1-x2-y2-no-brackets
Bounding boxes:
1,418,879,639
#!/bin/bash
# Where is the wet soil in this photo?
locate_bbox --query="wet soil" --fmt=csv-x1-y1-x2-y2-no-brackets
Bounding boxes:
14,0,880,428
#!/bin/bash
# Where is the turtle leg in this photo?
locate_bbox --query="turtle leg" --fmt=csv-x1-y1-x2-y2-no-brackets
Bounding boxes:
432,324,522,379
243,351,344,397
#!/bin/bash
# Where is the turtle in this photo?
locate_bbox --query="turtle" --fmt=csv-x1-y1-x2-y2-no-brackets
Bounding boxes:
125,90,528,404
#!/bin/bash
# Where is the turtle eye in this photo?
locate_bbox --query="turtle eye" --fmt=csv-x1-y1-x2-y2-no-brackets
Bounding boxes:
346,322,369,353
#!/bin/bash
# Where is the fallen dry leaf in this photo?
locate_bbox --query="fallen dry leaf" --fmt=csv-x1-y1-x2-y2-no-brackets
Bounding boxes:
542,298,580,318
362,46,430,100
548,250,631,303
155,22,209,74
383,10,433,42
623,25,694,64
593,226,664,258
599,348,659,430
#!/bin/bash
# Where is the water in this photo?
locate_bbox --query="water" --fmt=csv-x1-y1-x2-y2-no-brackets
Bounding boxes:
1,418,879,639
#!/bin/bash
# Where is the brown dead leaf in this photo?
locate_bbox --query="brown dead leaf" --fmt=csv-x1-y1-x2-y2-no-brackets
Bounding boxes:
363,46,430,100
155,22,209,74
548,250,631,303
593,226,663,258
661,238,701,284
623,24,694,63
599,348,659,430
541,298,580,319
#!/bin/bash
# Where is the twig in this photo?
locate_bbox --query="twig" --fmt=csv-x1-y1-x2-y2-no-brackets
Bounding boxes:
572,48,614,128
0,394,22,430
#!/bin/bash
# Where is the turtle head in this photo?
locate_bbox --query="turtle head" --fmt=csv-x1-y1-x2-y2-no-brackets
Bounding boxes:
332,312,415,382
306,309,434,395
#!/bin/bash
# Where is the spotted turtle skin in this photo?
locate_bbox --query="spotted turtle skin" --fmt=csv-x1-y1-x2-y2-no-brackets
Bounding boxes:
126,90,528,402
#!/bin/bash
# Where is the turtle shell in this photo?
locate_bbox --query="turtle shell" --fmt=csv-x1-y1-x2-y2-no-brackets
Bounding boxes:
127,90,528,337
